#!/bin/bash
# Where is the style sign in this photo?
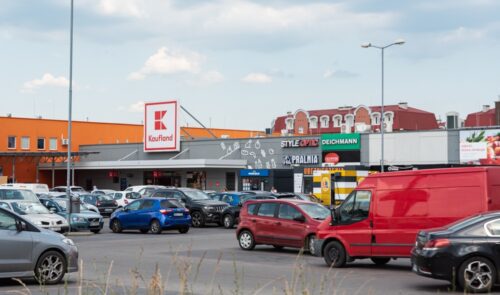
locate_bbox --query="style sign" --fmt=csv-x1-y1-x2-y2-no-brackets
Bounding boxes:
283,154,320,165
321,133,361,151
144,100,180,152
281,138,319,148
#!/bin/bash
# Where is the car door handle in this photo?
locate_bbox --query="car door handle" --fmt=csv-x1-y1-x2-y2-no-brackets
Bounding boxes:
275,222,281,225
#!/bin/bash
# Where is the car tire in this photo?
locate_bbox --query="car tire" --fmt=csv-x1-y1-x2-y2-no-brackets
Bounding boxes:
191,211,205,228
323,241,347,268
458,256,496,293
35,251,67,285
110,219,122,233
238,230,256,250
140,229,149,234
90,229,101,234
223,214,235,229
306,235,317,255
371,258,391,266
178,227,189,234
150,219,162,234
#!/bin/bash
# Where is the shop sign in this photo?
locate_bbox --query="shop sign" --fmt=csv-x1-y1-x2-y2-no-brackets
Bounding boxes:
144,100,180,152
283,154,320,165
240,169,270,177
303,167,345,176
460,129,500,165
324,152,340,164
321,133,360,151
281,138,319,148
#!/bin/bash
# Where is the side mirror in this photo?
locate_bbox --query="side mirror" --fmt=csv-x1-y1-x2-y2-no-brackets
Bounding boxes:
49,207,57,213
293,215,306,223
330,208,339,225
16,221,27,232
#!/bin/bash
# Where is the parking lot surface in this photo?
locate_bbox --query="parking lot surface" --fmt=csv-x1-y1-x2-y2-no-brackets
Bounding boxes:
0,222,494,294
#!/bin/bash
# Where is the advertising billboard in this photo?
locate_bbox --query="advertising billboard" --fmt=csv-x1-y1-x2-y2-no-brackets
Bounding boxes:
460,129,500,165
320,133,361,151
144,100,180,152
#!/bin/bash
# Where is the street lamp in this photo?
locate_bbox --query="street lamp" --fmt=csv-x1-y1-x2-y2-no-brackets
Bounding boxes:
66,0,75,231
361,39,405,172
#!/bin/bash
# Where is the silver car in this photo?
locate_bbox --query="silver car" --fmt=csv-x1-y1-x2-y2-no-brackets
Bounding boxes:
0,207,78,284
0,201,70,233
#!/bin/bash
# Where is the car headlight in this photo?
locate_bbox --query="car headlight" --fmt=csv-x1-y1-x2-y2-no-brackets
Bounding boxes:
203,206,214,211
72,216,86,222
33,220,43,225
62,238,75,246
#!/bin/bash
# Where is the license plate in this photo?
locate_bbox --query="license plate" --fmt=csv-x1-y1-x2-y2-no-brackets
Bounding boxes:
105,209,113,212
51,227,61,231
90,222,99,226
174,213,183,217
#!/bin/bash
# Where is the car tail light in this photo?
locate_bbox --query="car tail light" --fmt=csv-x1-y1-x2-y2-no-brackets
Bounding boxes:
184,209,189,213
124,199,129,204
160,209,174,215
423,239,450,251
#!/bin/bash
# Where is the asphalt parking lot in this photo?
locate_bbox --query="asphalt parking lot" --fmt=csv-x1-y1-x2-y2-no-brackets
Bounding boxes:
0,221,497,295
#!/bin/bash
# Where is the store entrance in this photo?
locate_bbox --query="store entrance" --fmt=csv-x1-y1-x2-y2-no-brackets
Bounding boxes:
144,171,181,187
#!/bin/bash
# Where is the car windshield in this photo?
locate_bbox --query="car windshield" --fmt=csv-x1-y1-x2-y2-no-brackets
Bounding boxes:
297,203,330,220
0,189,39,202
182,190,210,200
72,187,85,192
53,199,89,212
97,195,112,201
12,202,50,215
128,192,141,199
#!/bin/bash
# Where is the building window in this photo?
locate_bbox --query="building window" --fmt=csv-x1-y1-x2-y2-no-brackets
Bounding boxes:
345,114,354,127
285,118,294,130
320,116,330,128
37,138,45,150
7,136,16,149
21,137,30,150
333,115,342,127
49,138,58,150
309,116,318,129
371,113,381,125
298,127,304,134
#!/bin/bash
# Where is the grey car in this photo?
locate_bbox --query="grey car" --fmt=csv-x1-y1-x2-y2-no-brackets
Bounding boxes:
0,207,78,284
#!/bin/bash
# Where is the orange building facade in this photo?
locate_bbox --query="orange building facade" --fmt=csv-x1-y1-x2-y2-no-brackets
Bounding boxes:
0,116,264,186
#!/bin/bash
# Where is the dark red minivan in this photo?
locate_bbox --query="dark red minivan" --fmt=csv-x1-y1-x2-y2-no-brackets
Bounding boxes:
236,199,330,254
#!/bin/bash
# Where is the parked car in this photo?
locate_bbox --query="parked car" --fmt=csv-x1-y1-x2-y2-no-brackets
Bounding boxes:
220,194,276,229
124,185,168,197
109,198,191,234
150,188,228,227
110,191,142,208
0,183,50,194
91,189,116,196
51,186,87,195
245,191,276,197
0,187,40,202
412,211,500,293
39,198,104,233
80,194,118,216
236,199,330,254
0,207,78,284
313,167,500,268
215,192,256,207
0,200,69,233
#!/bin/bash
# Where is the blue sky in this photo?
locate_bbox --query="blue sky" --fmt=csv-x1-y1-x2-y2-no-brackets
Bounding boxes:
1,0,499,130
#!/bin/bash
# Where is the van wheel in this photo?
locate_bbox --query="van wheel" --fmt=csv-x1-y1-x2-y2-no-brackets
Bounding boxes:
35,251,67,285
323,241,346,268
371,258,391,265
458,257,495,293
238,230,255,250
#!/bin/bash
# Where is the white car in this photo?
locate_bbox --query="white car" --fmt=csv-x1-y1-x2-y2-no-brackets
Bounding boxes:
109,191,142,208
124,185,167,197
52,186,87,195
91,189,116,196
0,200,69,233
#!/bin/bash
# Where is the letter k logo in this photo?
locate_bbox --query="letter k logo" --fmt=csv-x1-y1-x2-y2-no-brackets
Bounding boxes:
154,110,167,130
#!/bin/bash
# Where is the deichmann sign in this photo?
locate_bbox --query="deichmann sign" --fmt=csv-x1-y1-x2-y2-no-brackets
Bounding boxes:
144,100,180,152
281,138,319,148
283,154,320,165
321,133,361,151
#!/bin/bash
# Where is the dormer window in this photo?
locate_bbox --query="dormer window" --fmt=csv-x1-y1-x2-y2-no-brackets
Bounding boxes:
320,115,330,128
332,115,342,127
371,112,381,125
309,116,318,129
285,118,294,130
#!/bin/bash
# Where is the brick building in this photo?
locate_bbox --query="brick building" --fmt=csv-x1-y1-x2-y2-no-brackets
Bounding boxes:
464,103,500,127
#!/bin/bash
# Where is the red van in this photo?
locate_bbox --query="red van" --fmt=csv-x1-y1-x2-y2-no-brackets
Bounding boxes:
313,167,500,267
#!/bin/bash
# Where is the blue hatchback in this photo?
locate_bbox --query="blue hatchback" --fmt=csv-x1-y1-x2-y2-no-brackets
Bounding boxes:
109,198,191,234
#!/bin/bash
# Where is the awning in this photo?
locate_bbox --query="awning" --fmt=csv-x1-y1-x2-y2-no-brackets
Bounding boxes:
39,159,248,170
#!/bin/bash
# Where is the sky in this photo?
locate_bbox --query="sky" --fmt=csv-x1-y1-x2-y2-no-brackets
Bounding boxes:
1,0,499,130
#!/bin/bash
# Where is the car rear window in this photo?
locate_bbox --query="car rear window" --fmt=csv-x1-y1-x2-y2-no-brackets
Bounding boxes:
160,199,183,209
257,203,277,217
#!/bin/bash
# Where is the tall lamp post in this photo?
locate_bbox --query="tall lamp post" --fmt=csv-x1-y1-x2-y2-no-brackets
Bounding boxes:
361,39,405,172
66,0,74,231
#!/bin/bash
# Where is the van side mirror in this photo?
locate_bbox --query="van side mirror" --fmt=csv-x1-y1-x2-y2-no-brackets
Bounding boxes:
330,208,338,225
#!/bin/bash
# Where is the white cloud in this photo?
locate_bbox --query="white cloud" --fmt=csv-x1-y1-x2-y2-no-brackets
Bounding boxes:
128,47,202,80
22,73,69,93
199,70,224,84
77,0,146,18
440,26,485,43
128,101,145,113
242,73,272,83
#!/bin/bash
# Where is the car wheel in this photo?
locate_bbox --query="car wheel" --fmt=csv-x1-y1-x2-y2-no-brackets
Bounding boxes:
307,235,317,255
35,251,67,285
191,211,205,228
238,230,255,250
458,257,496,293
110,219,122,233
178,227,189,234
90,229,101,234
371,258,391,265
323,241,346,268
150,219,162,234
140,229,149,234
223,214,234,229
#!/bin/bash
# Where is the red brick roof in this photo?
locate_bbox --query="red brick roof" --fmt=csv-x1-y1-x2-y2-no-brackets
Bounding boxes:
464,108,496,127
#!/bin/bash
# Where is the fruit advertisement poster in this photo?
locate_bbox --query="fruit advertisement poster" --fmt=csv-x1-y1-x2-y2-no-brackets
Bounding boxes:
460,129,500,165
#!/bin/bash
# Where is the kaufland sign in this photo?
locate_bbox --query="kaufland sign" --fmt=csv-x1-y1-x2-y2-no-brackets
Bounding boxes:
144,100,180,152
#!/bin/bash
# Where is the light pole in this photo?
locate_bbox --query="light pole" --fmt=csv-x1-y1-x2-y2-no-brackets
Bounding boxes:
361,39,405,172
66,0,74,231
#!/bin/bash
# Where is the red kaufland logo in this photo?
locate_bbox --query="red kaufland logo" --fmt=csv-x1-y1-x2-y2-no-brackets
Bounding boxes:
154,110,167,130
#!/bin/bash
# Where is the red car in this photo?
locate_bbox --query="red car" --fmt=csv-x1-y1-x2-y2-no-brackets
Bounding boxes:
236,199,330,254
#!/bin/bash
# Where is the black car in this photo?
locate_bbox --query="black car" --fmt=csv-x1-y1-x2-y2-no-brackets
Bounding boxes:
150,188,228,227
412,211,500,293
80,194,118,216
219,194,276,229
